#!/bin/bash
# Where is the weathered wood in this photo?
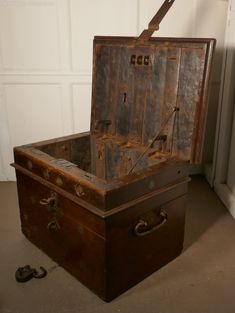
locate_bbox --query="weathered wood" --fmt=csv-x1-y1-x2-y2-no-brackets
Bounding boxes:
106,195,186,300
142,47,167,146
15,168,188,301
12,30,215,301
91,38,215,164
16,171,107,298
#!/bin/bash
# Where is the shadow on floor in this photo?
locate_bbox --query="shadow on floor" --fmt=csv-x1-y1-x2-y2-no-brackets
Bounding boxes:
183,175,227,250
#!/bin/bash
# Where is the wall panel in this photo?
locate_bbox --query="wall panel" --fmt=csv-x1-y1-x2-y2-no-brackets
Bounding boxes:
72,83,92,133
0,0,60,71
70,0,138,73
195,0,228,80
4,83,63,146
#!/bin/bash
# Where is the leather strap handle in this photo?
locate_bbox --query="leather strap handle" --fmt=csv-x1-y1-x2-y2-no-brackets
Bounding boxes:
137,0,175,44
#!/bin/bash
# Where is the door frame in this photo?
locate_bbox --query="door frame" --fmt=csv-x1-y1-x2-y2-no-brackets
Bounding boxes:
212,0,235,217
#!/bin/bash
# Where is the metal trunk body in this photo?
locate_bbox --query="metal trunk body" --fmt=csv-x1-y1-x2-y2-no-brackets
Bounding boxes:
13,1,215,301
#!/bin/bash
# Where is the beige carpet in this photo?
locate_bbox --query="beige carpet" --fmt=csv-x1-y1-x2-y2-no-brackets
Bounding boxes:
0,176,235,313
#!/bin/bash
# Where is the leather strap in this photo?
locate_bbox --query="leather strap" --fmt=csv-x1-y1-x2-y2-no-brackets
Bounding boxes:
137,0,175,44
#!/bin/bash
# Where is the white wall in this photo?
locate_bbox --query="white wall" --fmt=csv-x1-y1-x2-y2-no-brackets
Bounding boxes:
0,0,228,181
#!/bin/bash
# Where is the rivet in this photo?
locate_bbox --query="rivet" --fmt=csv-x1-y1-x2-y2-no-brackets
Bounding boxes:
149,180,155,190
77,225,84,235
75,183,85,197
27,160,33,170
43,169,50,180
56,176,63,187
23,213,28,220
32,225,38,232
30,196,36,204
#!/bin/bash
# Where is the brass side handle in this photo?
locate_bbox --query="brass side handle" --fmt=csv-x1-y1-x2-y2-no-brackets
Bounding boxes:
134,209,168,237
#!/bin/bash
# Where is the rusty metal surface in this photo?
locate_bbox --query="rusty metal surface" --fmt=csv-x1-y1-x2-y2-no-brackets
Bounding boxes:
11,0,216,301
91,37,215,165
13,141,190,213
15,166,188,300
12,34,215,211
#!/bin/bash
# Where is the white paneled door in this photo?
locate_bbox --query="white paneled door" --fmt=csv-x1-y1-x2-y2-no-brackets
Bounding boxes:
0,0,228,180
226,1,235,207
214,0,235,217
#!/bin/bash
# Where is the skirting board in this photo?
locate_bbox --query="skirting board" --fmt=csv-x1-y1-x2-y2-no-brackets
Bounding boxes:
214,182,235,219
204,162,214,187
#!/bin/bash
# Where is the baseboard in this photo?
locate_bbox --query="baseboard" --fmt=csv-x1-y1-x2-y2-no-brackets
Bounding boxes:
214,182,235,219
0,172,16,182
204,163,214,187
188,164,203,176
0,173,7,181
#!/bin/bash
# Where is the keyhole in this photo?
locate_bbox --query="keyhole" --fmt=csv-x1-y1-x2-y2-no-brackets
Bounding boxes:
98,151,103,160
123,93,127,103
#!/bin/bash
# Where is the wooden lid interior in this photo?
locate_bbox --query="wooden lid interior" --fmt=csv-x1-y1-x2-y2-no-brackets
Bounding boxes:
91,37,215,164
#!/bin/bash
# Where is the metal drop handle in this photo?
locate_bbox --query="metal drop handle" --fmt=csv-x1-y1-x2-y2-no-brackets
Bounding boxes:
134,209,168,237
